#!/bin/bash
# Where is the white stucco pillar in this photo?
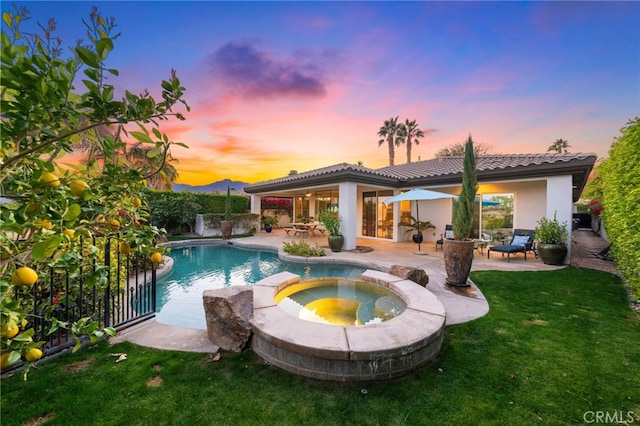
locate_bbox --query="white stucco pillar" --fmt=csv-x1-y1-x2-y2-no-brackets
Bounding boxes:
339,182,357,250
546,175,573,262
250,195,261,215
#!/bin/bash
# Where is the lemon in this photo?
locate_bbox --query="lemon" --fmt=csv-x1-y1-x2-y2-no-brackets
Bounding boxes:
1,322,19,339
35,218,53,230
0,352,15,369
70,179,89,197
119,242,131,255
150,252,163,263
96,214,106,224
132,197,142,207
11,266,39,286
41,172,60,187
63,229,75,238
25,348,43,362
108,219,121,231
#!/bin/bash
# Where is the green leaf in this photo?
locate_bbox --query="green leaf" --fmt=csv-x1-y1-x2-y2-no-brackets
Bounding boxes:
63,203,82,221
130,131,153,143
75,46,100,68
32,235,62,260
147,147,162,159
96,38,113,60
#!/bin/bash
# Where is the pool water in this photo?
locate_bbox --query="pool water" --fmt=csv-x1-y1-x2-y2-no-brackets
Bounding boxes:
275,278,406,326
156,245,368,329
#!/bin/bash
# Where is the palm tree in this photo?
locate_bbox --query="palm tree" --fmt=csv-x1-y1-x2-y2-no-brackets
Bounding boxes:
75,124,179,189
547,138,570,153
377,116,400,166
397,119,425,163
126,142,179,190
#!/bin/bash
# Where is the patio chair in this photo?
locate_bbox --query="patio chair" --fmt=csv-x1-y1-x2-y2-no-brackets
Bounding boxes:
487,229,535,262
435,225,453,251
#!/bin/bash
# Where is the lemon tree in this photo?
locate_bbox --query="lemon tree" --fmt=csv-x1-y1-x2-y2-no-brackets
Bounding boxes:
1,6,188,378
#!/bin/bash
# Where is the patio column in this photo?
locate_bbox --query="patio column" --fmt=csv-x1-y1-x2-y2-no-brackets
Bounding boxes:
545,175,573,263
250,195,261,215
338,182,357,250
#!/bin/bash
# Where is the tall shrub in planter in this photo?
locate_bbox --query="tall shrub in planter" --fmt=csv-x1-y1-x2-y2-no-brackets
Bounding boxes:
220,186,234,240
319,211,344,252
534,212,569,265
444,136,478,286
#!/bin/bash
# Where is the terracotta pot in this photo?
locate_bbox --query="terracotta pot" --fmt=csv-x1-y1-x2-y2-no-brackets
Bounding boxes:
220,220,233,240
443,239,475,287
328,235,344,252
537,243,567,265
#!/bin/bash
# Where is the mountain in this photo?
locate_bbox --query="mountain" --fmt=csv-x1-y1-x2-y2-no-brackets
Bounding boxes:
172,179,250,194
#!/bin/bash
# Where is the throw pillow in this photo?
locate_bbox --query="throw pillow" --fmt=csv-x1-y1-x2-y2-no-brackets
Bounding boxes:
512,235,530,247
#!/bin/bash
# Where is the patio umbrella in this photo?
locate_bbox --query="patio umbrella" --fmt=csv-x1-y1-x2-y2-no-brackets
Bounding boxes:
385,189,457,253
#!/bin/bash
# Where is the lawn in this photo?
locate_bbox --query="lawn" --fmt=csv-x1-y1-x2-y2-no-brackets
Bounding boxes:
2,267,639,425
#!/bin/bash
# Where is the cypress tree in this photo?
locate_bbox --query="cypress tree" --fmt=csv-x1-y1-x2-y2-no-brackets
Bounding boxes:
224,186,232,221
452,136,478,239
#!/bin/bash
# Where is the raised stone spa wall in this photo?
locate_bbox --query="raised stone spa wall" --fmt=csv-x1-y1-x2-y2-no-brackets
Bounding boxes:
250,270,446,382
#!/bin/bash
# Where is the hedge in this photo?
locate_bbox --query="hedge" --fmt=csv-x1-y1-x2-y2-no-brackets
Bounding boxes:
144,190,249,234
600,117,640,300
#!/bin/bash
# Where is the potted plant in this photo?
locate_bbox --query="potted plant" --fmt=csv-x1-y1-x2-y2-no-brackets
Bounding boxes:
444,136,477,287
534,211,569,265
220,186,233,240
262,215,278,233
399,216,436,244
319,211,344,252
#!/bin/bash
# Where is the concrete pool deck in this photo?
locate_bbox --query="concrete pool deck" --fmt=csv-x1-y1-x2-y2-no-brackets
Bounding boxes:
111,229,615,353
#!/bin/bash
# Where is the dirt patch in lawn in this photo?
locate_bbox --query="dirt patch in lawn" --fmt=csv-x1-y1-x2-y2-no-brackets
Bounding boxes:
62,359,94,374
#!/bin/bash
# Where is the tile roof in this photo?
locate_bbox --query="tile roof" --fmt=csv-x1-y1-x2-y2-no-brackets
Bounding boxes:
378,153,597,181
244,153,597,200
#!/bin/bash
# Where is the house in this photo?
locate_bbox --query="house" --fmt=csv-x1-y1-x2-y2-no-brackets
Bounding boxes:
244,153,597,261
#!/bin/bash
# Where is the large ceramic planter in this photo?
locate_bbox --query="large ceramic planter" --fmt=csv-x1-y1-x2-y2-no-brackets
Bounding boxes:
220,220,234,240
443,239,475,287
537,243,567,265
412,233,423,244
264,225,273,233
328,235,344,252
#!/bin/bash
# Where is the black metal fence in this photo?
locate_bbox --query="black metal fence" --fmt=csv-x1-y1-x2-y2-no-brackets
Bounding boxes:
29,238,157,357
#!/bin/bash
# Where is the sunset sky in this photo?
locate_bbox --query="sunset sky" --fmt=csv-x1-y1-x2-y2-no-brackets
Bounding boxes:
9,1,640,185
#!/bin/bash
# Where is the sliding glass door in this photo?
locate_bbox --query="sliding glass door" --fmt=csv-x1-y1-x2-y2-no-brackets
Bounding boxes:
362,190,394,239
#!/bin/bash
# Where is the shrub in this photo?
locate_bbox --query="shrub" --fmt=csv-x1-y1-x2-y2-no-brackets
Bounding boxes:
319,211,342,236
534,211,569,245
600,117,640,299
283,241,326,257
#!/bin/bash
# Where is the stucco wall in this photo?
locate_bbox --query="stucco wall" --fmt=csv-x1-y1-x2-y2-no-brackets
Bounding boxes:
512,180,547,229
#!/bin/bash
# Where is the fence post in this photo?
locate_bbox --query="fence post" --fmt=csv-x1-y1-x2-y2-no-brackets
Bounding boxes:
151,265,156,312
104,238,111,327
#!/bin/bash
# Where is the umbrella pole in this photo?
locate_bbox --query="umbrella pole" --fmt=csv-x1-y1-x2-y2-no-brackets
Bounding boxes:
416,202,421,252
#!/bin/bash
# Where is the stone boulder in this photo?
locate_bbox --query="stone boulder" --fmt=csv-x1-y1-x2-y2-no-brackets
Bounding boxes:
203,287,253,352
387,265,429,287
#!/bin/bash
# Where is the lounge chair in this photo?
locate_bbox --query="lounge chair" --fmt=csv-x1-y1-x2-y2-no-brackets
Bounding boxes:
487,229,535,262
435,225,453,251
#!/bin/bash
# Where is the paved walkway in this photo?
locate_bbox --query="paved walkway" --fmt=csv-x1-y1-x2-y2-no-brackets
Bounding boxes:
111,228,618,353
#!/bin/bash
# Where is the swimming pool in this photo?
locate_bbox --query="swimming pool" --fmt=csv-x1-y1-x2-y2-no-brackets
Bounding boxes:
155,244,369,329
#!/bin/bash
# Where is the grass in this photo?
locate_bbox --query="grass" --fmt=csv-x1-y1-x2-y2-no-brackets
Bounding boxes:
2,267,639,425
